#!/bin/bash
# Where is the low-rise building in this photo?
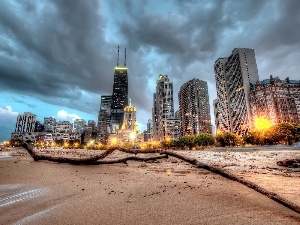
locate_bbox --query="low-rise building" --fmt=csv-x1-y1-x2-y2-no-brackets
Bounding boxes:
250,75,300,124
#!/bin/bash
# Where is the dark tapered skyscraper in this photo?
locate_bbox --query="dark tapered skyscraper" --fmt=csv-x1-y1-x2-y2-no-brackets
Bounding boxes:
110,47,128,132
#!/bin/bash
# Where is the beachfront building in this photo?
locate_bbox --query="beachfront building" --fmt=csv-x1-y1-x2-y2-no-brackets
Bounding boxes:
214,48,259,135
36,133,53,144
69,132,81,142
74,119,86,133
34,121,44,132
52,133,69,141
15,112,36,133
250,75,300,124
178,78,212,136
44,117,56,132
54,121,72,134
143,119,152,142
152,74,175,141
97,95,113,143
10,131,53,143
120,100,139,132
164,117,181,140
88,120,96,130
108,100,141,145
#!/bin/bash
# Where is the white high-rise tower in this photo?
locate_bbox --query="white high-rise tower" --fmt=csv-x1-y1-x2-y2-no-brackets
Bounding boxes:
152,74,175,141
214,48,259,135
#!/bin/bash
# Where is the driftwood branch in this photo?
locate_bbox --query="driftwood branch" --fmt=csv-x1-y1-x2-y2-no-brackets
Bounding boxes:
277,159,300,168
22,142,116,165
95,154,168,164
20,141,300,214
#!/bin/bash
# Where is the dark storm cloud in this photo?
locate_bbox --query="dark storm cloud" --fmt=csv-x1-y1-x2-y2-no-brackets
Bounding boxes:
256,0,300,49
108,0,300,114
0,0,300,128
0,0,114,114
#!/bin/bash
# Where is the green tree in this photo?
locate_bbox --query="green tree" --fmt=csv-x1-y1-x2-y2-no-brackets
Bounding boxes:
194,133,215,146
243,133,255,145
295,123,300,142
177,135,196,150
274,122,296,145
161,140,172,149
216,132,240,147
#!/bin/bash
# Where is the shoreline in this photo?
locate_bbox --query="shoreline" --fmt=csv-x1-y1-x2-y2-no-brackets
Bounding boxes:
1,147,300,224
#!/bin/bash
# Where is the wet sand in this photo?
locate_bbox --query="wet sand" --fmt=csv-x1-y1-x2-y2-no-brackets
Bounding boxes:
1,148,300,225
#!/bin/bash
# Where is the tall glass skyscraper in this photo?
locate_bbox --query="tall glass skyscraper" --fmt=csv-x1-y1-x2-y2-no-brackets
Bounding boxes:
97,47,129,137
110,66,128,131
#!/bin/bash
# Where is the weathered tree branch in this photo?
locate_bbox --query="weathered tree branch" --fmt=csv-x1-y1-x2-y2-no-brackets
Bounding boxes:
95,154,168,164
22,142,116,164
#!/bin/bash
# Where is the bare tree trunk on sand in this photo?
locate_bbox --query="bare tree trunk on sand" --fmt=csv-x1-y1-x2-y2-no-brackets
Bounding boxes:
21,141,300,214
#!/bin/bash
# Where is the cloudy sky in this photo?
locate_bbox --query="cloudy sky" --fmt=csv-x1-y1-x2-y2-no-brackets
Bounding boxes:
1,0,300,142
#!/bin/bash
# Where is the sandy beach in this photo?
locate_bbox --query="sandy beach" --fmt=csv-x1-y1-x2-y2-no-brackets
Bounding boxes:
1,147,300,224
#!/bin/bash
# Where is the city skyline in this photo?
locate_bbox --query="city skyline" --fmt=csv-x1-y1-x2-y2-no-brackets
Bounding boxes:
1,0,300,142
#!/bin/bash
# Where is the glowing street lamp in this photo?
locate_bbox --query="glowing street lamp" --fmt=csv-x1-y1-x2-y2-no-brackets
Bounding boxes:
74,142,79,149
254,117,271,132
165,137,171,142
63,142,69,149
129,132,136,142
111,137,118,145
89,140,95,149
216,129,222,135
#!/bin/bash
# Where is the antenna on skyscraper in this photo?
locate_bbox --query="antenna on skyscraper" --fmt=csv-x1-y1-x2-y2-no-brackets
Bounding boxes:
124,48,127,66
117,45,119,67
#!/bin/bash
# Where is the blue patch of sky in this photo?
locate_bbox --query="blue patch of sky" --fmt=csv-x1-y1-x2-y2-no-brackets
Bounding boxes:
0,91,97,142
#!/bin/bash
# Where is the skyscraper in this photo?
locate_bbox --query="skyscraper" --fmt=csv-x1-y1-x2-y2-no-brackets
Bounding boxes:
110,47,128,132
152,74,175,141
179,78,212,136
214,57,230,133
214,48,259,135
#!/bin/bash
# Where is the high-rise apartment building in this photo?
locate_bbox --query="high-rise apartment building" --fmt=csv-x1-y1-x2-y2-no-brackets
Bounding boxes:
152,74,175,141
214,57,230,132
179,78,212,136
214,48,259,135
213,99,219,135
54,121,72,134
152,93,159,140
97,95,112,143
250,76,300,124
15,112,36,133
88,120,96,131
164,118,181,140
143,119,152,142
